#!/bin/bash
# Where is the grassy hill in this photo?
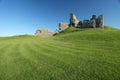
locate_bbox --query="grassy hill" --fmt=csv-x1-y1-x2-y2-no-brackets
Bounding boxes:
0,26,120,80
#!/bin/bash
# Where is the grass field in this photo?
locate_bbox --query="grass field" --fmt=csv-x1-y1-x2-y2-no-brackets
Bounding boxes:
0,26,120,80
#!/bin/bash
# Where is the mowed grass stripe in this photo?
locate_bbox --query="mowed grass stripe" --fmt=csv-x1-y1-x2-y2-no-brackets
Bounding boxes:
0,42,22,80
0,41,53,80
26,39,85,67
16,42,74,80
23,38,120,79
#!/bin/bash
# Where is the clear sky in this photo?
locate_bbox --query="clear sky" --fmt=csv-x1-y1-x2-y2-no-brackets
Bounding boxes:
0,0,120,36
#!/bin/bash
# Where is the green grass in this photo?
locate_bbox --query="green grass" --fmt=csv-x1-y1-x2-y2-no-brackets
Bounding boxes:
0,26,120,80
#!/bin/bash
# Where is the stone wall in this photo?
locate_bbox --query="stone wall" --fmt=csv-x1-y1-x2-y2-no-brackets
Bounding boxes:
35,29,53,37
59,23,69,31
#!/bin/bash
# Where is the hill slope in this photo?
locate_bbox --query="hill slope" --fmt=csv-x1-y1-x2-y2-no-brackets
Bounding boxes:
0,27,120,80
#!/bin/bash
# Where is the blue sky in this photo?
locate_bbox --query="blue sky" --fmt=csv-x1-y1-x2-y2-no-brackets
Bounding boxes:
0,0,120,36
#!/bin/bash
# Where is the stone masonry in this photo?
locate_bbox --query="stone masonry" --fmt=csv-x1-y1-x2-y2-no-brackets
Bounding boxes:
59,23,69,31
58,13,104,32
69,13,79,27
35,13,104,37
35,29,53,37
69,13,104,28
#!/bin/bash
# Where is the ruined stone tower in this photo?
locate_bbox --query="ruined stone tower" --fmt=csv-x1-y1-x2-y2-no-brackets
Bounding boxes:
96,15,104,28
89,15,97,28
69,13,79,27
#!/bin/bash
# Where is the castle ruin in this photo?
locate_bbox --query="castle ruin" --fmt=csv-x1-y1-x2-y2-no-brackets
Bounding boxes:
59,13,104,32
35,13,104,37
69,13,104,28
